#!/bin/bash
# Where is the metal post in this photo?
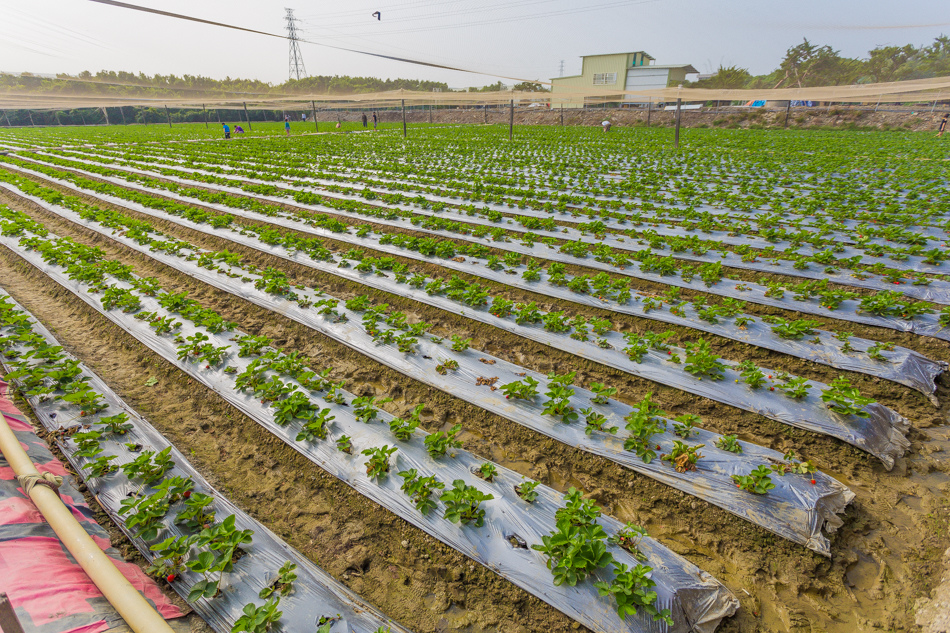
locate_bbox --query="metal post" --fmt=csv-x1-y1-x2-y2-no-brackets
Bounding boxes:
874,95,882,113
243,102,252,131
311,101,318,131
2,110,11,127
509,99,514,140
0,593,26,633
560,103,564,126
784,100,791,128
674,98,682,148
484,106,488,124
164,105,172,127
401,99,407,138
428,104,432,124
202,104,208,128
646,99,651,127
932,100,937,113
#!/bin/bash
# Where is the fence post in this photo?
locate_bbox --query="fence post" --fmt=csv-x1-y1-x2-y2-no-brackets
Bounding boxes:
401,99,407,138
428,104,432,124
784,100,791,128
509,99,514,140
674,98,682,148
311,100,318,131
202,104,208,128
2,110,11,127
646,99,652,127
243,102,252,131
560,103,564,126
164,105,172,127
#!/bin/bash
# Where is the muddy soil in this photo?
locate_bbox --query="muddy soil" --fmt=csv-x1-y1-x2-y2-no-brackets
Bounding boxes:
1,174,949,633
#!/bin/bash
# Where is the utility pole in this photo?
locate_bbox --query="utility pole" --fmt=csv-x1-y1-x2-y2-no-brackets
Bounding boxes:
311,100,318,131
673,98,682,148
285,8,307,81
243,102,252,131
509,99,514,140
164,105,172,127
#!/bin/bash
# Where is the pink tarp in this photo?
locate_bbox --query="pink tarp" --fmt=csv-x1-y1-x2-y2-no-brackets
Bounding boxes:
0,380,184,633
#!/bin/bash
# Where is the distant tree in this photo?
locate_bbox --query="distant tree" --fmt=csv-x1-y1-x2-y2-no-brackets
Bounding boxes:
864,44,918,82
513,81,549,92
692,65,752,89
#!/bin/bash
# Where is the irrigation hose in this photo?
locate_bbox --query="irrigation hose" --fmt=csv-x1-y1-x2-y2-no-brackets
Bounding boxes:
0,412,176,633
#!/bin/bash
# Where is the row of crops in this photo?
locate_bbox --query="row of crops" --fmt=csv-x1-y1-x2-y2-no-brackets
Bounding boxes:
0,124,946,633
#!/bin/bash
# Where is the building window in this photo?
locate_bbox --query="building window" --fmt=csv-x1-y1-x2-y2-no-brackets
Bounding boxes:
592,72,617,85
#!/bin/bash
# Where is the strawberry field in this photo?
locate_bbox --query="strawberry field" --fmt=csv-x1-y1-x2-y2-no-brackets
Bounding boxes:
0,122,948,633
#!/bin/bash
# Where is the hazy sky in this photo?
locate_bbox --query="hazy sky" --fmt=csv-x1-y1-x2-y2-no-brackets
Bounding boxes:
1,0,948,88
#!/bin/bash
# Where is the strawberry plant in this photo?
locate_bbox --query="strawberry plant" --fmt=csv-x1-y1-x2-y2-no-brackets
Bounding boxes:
776,376,811,399
390,404,424,441
732,465,776,495
514,302,542,324
235,334,272,357
120,491,170,541
866,341,894,361
122,447,175,485
607,523,648,560
450,335,472,352
73,430,103,459
424,424,463,458
489,297,515,318
623,393,666,463
476,462,498,482
335,435,353,454
768,318,822,340
589,382,616,405
542,376,577,424
175,493,216,531
398,469,445,515
100,287,141,313
532,488,613,586
622,333,649,363
272,392,316,426
296,408,334,442
594,562,673,624
672,414,701,439
352,396,392,423
715,434,742,454
147,534,195,579
581,408,618,435
500,376,539,400
259,562,298,600
661,440,705,473
82,454,118,478
362,445,398,480
821,376,875,418
441,480,494,527
737,360,766,388
683,339,725,380
515,480,539,502
772,449,817,475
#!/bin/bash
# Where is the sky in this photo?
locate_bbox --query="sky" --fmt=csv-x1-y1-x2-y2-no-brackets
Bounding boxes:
0,0,948,89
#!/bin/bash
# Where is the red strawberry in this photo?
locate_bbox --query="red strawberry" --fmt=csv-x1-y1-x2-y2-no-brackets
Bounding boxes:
166,574,176,582
183,490,192,499
810,479,816,485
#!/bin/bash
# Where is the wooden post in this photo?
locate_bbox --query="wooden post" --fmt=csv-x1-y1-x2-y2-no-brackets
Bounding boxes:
243,102,252,131
674,98,682,148
164,105,172,127
428,104,432,124
202,104,208,128
0,593,26,633
784,100,791,128
646,99,652,127
560,103,564,126
509,99,514,140
874,95,882,112
401,99,407,138
484,106,488,124
311,100,318,131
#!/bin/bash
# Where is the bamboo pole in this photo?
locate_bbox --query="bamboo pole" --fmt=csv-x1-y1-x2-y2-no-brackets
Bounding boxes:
0,416,175,633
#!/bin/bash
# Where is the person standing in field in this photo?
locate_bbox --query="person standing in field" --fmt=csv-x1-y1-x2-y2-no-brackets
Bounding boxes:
361,112,368,128
222,122,230,139
284,115,291,137
939,113,949,138
373,111,378,130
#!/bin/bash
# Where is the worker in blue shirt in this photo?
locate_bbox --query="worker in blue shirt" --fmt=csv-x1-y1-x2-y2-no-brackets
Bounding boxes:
222,123,230,139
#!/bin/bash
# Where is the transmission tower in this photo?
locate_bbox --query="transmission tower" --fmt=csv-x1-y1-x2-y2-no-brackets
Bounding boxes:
285,8,307,80
559,60,564,77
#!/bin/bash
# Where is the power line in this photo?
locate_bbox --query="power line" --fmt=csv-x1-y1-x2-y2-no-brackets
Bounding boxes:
285,8,307,80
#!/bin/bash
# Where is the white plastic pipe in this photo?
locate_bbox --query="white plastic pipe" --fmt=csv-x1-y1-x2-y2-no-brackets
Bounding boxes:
0,415,176,633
